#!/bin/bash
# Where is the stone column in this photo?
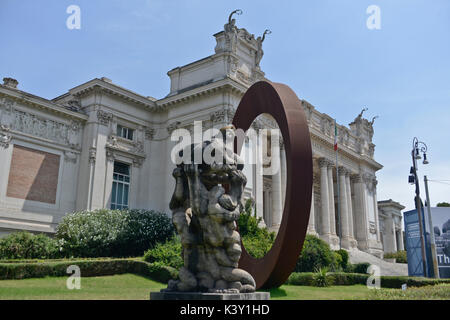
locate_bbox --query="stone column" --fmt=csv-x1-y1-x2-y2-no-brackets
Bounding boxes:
397,230,404,251
372,178,381,242
271,142,283,230
319,158,331,238
307,180,317,235
338,167,350,248
352,174,369,251
345,172,356,248
255,134,265,226
384,215,396,253
280,141,286,208
327,163,336,236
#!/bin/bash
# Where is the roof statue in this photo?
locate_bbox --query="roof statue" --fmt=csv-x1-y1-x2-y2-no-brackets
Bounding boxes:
256,29,271,68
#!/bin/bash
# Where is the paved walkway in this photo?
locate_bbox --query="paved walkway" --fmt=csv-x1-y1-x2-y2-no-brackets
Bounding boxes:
349,250,408,276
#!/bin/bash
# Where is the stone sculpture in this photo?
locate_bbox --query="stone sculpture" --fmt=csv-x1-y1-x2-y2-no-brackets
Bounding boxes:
163,125,256,293
256,29,271,68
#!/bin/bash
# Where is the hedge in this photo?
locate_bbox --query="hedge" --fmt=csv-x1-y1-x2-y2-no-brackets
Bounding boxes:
0,258,178,283
56,209,175,258
286,272,450,288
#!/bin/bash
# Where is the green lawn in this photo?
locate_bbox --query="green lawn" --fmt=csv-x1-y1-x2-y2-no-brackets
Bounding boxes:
0,274,447,300
267,284,371,300
0,274,373,300
0,274,166,300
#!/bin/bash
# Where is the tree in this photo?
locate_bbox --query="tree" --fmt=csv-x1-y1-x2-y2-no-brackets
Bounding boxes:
437,202,450,207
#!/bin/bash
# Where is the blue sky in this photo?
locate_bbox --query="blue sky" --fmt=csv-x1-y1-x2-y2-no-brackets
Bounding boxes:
1,0,449,211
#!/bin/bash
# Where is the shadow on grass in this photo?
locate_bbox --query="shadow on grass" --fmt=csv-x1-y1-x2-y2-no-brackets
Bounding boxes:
265,287,287,298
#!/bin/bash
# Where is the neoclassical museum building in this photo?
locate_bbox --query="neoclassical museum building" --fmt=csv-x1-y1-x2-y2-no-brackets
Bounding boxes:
0,19,404,257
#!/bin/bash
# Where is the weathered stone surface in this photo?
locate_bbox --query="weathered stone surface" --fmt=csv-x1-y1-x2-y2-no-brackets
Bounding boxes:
150,291,270,300
163,126,256,294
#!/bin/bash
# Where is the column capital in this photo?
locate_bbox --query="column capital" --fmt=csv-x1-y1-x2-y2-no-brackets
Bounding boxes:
338,166,348,176
351,173,363,183
318,157,331,168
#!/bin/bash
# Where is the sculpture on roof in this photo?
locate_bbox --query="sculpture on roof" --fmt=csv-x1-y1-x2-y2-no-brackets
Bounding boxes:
224,9,242,53
256,29,271,68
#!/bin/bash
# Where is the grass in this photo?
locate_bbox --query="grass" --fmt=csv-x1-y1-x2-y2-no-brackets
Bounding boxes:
266,284,371,300
0,274,448,300
0,274,166,300
369,283,450,300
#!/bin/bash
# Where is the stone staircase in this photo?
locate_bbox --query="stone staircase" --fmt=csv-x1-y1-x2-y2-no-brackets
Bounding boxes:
348,249,408,276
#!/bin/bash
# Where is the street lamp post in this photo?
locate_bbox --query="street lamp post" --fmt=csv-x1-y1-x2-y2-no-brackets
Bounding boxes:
424,175,440,278
408,137,429,277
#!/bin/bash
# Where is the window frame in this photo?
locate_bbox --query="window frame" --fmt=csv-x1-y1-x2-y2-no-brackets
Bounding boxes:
110,161,131,210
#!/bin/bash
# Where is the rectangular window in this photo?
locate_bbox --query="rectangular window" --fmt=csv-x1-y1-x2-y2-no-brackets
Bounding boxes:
116,124,134,140
111,161,130,210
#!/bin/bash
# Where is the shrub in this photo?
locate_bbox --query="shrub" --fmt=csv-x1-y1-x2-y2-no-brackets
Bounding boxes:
334,249,349,270
286,272,315,286
238,199,276,258
242,234,275,259
143,237,183,269
295,235,338,272
238,199,264,238
384,251,407,263
312,267,331,287
0,231,60,260
56,209,175,258
347,262,371,274
287,272,450,288
0,258,178,283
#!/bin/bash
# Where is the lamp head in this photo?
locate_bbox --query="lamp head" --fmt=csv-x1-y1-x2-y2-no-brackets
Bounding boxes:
423,153,429,165
415,148,422,160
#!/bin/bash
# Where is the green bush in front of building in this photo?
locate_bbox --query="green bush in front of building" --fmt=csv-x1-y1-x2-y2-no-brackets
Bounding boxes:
143,236,183,269
384,250,407,263
56,209,175,258
0,231,60,260
295,235,339,272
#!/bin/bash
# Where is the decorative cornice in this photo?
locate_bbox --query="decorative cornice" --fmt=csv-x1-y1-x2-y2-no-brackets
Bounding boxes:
156,79,246,112
0,88,88,122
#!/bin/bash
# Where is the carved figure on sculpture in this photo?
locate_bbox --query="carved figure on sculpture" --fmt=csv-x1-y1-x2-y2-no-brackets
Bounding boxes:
370,115,379,126
163,125,256,293
357,107,368,120
224,9,242,53
256,29,271,68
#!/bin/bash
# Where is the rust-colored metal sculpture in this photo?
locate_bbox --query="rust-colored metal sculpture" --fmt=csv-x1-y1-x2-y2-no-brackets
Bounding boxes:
233,81,313,289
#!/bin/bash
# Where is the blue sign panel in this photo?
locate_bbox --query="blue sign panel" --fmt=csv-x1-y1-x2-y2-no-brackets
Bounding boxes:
404,207,450,278
404,210,425,277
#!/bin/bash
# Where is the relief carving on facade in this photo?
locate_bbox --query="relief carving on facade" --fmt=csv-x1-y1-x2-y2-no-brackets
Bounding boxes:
11,109,80,148
167,121,181,135
64,151,78,163
144,127,155,140
0,125,11,149
89,147,96,164
97,110,113,126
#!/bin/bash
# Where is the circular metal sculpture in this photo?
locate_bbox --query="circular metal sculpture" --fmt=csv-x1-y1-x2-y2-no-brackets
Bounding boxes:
233,81,313,289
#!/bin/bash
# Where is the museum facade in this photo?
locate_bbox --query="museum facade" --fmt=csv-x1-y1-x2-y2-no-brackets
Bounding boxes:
0,20,404,257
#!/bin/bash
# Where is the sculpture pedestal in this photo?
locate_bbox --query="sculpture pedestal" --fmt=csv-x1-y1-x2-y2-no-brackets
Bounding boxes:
150,291,270,300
